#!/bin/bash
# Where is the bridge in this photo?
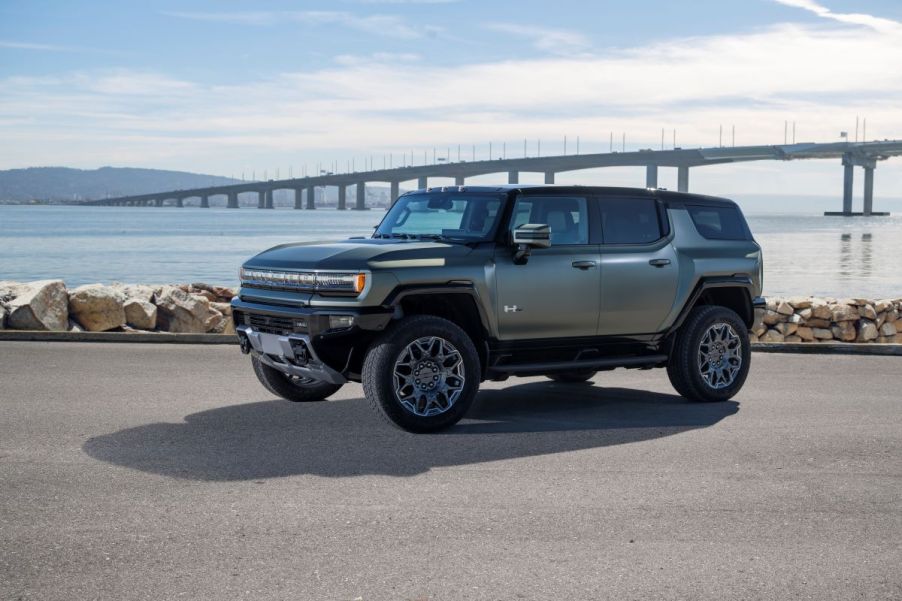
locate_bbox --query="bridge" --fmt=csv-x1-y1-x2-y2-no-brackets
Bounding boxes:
84,140,902,215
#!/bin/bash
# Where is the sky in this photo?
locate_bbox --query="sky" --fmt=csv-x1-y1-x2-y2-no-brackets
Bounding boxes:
1,0,901,201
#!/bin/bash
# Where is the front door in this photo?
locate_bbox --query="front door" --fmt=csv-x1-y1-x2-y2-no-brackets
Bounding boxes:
494,195,601,340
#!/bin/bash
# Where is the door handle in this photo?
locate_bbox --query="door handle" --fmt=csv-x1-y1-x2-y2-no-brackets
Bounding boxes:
649,259,671,267
572,260,597,270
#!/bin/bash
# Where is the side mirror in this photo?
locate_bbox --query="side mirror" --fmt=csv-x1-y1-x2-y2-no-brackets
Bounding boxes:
512,223,551,264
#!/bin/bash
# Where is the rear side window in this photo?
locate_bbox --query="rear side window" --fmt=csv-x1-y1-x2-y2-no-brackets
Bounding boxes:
687,205,750,240
598,197,663,244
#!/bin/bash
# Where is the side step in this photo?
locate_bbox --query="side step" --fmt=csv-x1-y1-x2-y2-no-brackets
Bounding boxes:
488,354,668,375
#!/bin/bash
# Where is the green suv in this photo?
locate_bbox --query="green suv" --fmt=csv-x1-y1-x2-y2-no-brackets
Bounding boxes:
232,185,764,432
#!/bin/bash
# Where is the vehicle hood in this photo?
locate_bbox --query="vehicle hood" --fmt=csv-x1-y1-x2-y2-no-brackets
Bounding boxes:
243,238,476,271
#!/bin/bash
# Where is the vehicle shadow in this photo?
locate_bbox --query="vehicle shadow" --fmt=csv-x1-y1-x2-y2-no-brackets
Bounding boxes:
83,382,738,480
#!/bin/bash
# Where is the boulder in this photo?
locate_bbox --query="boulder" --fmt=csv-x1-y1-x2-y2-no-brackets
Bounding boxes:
856,320,878,342
0,305,7,329
776,301,794,316
879,321,897,337
784,335,802,343
766,299,777,312
811,303,833,320
875,299,892,313
124,299,157,330
788,313,803,324
795,326,815,341
858,304,877,321
155,286,214,333
830,304,858,322
806,318,832,329
6,280,69,331
190,283,236,301
68,284,126,331
797,307,813,321
788,297,813,309
112,283,156,303
762,310,782,325
831,322,856,342
811,327,833,340
204,309,226,333
776,322,798,336
760,329,784,343
68,319,83,333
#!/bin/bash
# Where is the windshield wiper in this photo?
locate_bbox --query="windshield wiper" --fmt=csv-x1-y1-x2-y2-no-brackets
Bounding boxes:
374,232,415,239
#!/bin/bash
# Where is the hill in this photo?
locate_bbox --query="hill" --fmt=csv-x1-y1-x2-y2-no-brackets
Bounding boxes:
0,166,240,203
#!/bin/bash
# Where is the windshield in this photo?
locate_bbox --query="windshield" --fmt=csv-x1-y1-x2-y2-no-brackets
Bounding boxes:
374,192,506,242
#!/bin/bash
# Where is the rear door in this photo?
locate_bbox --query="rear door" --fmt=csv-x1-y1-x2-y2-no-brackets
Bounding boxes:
595,195,679,336
493,195,601,340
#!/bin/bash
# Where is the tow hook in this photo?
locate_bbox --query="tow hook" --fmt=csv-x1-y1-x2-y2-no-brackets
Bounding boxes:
238,333,251,355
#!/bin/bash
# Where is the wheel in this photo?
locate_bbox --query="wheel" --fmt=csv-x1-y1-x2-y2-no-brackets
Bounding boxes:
362,315,480,433
251,355,342,402
667,305,751,402
546,370,597,383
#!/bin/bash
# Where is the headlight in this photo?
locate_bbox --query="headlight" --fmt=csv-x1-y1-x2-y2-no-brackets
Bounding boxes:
240,268,366,295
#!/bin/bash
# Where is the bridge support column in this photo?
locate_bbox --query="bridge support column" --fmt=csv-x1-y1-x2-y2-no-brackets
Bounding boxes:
355,183,367,210
176,197,184,208
677,166,689,193
306,187,316,209
390,181,400,205
842,158,854,215
155,198,163,207
645,165,658,188
264,189,274,209
544,171,555,184
227,192,238,209
256,191,264,208
338,185,347,210
200,195,209,208
508,171,519,184
293,189,303,210
417,176,428,190
454,175,465,186
863,165,875,216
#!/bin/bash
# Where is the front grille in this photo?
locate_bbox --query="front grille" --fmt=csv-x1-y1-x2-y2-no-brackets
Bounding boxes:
245,313,296,336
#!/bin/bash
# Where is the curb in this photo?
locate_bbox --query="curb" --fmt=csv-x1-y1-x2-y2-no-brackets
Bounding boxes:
2,331,901,356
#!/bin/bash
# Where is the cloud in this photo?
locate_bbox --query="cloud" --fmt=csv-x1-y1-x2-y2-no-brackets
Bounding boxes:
0,40,78,52
485,24,592,56
772,0,902,33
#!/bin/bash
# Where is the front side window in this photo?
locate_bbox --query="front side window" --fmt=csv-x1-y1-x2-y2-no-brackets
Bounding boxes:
375,192,504,241
598,197,663,244
507,196,589,245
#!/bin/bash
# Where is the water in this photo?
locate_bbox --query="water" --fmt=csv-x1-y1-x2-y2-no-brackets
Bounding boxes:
1,205,900,298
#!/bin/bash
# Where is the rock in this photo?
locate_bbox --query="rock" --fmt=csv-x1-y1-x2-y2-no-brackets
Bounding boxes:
811,303,833,320
788,313,802,324
876,312,886,328
788,297,813,309
895,334,902,344
811,327,833,340
879,321,897,337
761,329,784,343
190,283,236,301
875,299,892,313
68,319,83,333
831,322,856,342
885,310,899,325
6,280,69,331
776,322,798,336
797,307,813,321
155,286,215,333
762,310,782,325
124,299,157,330
766,299,777,312
204,309,226,333
795,326,815,341
806,318,832,328
112,283,156,303
831,303,858,322
776,301,794,316
856,320,878,342
0,306,7,329
68,284,126,331
749,333,759,343
753,323,767,337
784,335,802,343
858,304,877,321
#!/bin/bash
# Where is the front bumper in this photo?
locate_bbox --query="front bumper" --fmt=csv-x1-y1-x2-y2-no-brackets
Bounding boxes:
237,325,347,385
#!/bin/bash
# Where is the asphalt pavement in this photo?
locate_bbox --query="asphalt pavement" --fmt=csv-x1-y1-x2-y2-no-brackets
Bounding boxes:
1,342,900,600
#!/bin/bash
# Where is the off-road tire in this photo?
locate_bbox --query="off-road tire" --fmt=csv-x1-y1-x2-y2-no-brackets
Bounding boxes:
667,305,750,402
547,370,597,383
252,355,342,402
362,315,481,433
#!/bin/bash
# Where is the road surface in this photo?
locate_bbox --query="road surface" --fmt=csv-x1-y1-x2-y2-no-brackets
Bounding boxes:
1,342,900,600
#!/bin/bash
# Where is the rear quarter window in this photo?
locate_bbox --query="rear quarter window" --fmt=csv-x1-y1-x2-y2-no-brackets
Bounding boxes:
687,205,751,240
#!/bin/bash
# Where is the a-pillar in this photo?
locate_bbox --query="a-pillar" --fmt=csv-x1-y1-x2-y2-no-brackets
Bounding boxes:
645,165,658,188
677,166,690,193
337,185,347,210
257,190,265,209
200,195,209,208
264,189,274,209
227,192,238,209
355,182,367,210
863,165,875,216
176,197,184,208
842,155,854,214
544,171,555,184
293,188,303,210
417,176,428,190
455,175,465,186
390,181,400,205
508,171,519,184
306,187,316,209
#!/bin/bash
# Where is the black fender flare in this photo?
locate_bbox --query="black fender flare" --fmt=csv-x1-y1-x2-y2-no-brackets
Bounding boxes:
668,276,760,334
